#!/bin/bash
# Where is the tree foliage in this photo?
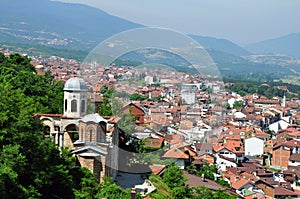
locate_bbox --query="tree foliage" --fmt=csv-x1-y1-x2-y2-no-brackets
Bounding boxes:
196,162,218,180
0,53,99,198
162,163,187,189
225,79,299,99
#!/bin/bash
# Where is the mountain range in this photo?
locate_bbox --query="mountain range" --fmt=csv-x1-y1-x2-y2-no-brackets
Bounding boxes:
0,0,142,50
245,33,300,58
1,0,300,79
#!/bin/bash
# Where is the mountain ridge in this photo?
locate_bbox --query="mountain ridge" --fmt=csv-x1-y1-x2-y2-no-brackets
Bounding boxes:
245,32,300,58
0,0,143,50
189,35,250,57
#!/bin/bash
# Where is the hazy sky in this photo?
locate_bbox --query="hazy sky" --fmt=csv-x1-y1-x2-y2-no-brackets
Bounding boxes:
57,0,300,45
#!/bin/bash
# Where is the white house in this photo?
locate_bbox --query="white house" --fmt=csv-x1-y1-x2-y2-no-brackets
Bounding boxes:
268,119,290,133
244,137,264,156
216,148,237,160
216,154,237,171
234,112,247,119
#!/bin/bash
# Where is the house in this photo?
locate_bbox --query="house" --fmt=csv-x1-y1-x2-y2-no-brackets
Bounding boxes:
255,179,275,198
216,154,237,171
194,142,213,156
119,102,146,125
272,144,291,169
184,171,229,192
213,139,244,163
274,186,298,198
268,119,290,133
285,139,300,154
244,137,264,156
149,164,165,176
289,154,300,167
197,153,215,165
231,178,255,197
162,144,196,169
143,136,164,151
255,178,298,198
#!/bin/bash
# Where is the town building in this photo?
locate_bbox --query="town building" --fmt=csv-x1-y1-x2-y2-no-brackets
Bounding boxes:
35,77,119,182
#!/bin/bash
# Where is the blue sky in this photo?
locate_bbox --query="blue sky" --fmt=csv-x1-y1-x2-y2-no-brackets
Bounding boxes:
57,0,300,45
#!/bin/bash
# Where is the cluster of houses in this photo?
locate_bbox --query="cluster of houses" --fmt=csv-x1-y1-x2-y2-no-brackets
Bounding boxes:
22,52,300,198
94,66,300,198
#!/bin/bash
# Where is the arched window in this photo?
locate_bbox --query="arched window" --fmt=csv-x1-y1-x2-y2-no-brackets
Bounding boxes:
71,99,77,112
64,99,68,111
97,129,101,142
81,100,85,113
89,129,93,142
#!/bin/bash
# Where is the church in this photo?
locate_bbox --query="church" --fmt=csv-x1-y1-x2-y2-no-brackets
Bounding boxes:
34,77,119,182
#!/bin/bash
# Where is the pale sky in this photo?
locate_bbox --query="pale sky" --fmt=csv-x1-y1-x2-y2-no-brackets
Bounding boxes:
57,0,300,45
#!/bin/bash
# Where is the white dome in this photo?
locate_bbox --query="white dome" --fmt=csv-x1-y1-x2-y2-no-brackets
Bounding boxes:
64,77,88,91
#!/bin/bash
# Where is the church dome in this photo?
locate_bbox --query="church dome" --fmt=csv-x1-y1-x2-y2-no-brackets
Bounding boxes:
64,77,88,91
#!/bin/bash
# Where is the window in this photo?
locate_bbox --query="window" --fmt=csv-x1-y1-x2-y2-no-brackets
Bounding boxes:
81,100,85,113
97,129,101,142
64,99,68,111
89,129,92,142
71,100,77,112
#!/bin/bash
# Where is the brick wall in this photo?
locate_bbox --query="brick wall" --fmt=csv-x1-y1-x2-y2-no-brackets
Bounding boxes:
272,146,290,168
77,155,108,182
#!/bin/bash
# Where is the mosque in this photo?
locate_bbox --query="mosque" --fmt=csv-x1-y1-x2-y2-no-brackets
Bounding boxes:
34,77,119,182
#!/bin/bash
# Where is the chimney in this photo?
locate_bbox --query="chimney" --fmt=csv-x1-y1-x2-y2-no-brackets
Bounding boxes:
131,188,136,199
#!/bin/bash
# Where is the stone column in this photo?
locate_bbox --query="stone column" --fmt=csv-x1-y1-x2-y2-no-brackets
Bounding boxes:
59,132,64,147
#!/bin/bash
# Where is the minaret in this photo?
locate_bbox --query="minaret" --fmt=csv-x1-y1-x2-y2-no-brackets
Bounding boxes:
63,77,88,118
282,93,286,108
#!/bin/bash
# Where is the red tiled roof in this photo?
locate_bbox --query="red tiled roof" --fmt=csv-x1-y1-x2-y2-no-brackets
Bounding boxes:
285,139,300,148
213,139,244,154
149,164,165,175
289,154,300,162
231,178,250,190
274,186,298,197
144,137,164,149
184,172,227,191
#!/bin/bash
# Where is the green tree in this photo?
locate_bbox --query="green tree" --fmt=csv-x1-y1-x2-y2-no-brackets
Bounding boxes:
163,163,187,189
148,175,172,199
118,112,136,134
233,101,244,108
0,53,99,198
130,93,147,101
197,162,218,180
111,98,124,115
190,186,213,199
171,187,187,199
73,167,100,199
186,164,197,175
96,176,141,199
213,189,236,199
99,97,113,116
217,178,230,188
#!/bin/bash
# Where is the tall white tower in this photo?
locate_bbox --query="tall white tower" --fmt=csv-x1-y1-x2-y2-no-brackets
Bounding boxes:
63,77,88,118
282,94,286,108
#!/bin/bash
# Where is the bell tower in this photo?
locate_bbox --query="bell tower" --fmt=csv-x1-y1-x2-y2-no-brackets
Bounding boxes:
63,77,88,118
